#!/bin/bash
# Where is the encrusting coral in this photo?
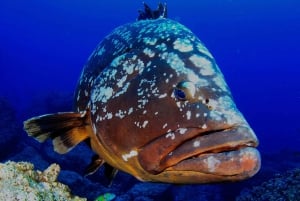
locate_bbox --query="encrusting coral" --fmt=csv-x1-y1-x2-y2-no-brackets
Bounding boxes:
0,161,86,201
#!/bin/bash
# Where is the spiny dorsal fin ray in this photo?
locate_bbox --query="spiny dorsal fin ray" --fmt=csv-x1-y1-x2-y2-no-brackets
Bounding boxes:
24,110,91,154
138,2,167,21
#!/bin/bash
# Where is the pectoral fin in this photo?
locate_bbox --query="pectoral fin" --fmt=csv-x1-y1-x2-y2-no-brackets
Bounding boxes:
85,154,105,176
24,110,92,154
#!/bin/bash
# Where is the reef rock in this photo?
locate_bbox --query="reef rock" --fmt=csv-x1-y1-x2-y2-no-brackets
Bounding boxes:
0,161,86,201
236,168,300,201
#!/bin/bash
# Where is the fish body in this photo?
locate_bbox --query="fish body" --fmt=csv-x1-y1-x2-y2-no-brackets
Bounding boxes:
24,4,260,184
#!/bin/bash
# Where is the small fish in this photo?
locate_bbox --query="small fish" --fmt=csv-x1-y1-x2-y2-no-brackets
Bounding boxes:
94,193,116,201
24,3,261,184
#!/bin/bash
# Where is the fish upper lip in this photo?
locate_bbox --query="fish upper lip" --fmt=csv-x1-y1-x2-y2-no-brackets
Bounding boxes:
160,125,258,168
138,125,259,175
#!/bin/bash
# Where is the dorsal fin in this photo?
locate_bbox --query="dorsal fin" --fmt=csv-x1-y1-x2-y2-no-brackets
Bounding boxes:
138,2,167,21
24,110,92,154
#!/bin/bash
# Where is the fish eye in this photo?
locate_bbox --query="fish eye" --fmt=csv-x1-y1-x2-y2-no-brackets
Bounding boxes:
174,88,186,101
174,81,196,101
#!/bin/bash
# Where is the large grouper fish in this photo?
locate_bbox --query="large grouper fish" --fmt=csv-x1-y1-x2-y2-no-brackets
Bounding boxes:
24,3,261,184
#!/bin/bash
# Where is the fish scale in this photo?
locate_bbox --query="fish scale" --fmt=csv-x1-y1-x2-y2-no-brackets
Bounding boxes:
24,3,260,184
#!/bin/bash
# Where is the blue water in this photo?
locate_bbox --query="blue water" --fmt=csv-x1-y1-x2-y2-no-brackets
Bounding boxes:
1,0,300,200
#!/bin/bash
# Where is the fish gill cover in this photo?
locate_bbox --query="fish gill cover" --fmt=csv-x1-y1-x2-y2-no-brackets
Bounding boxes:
0,0,300,201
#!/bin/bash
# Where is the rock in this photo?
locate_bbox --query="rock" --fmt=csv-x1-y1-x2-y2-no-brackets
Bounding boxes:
59,169,110,201
127,182,170,200
0,161,86,201
236,168,300,201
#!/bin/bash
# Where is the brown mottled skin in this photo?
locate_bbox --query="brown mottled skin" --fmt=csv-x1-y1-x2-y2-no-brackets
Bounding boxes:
73,17,260,183
24,4,260,184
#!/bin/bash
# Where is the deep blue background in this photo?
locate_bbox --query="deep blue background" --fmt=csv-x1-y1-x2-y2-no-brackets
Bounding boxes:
1,0,300,199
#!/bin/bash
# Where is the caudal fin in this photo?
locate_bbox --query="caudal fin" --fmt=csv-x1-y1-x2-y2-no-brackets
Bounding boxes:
24,110,92,154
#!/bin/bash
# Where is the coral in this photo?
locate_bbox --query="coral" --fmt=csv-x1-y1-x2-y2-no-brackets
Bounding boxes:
0,161,86,201
236,168,300,201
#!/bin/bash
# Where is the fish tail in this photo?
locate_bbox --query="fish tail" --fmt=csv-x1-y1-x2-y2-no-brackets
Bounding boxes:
24,110,92,154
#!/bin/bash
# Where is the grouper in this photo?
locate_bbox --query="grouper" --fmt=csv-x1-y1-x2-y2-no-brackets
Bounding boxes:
24,3,261,184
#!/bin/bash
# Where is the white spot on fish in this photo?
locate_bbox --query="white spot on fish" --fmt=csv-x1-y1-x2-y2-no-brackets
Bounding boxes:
115,110,126,119
161,52,184,72
143,37,157,45
92,86,113,103
193,140,200,147
205,156,221,172
163,123,168,129
158,93,167,98
128,107,133,115
202,124,207,129
161,52,209,87
189,55,214,76
173,38,193,52
114,82,130,97
105,113,113,120
96,46,105,56
142,121,149,128
178,128,187,134
166,132,175,140
122,150,138,162
210,111,222,121
143,48,155,57
213,75,228,92
156,43,167,51
186,111,191,120
196,43,214,59
117,75,127,87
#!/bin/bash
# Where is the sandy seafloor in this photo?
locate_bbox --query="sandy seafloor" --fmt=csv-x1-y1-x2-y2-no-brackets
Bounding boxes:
0,0,300,200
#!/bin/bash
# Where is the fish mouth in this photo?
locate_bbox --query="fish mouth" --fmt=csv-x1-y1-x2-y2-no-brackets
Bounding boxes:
138,125,260,181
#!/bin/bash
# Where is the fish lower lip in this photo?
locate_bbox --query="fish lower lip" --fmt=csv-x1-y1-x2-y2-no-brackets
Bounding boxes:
167,147,261,181
138,125,259,175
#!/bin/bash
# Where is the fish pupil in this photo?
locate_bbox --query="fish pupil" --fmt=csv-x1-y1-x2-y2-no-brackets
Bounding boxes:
174,88,186,101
